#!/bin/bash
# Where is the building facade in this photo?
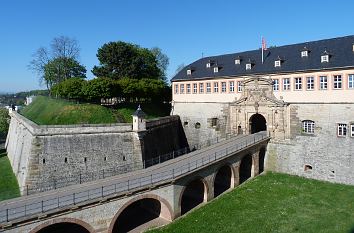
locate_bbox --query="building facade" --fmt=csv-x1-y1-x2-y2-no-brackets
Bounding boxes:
171,35,354,184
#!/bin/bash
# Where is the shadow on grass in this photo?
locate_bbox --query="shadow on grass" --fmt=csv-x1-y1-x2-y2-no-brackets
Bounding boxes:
0,149,6,157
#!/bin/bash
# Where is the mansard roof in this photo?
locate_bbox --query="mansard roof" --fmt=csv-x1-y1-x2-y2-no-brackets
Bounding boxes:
172,35,354,81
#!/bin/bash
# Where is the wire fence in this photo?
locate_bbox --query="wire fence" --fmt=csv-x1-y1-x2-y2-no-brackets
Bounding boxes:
0,131,269,224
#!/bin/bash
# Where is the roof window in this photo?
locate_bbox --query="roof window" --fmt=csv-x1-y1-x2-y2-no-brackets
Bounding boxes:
246,63,252,70
235,56,241,65
187,69,192,75
301,47,309,57
274,60,281,67
321,49,330,63
214,67,219,73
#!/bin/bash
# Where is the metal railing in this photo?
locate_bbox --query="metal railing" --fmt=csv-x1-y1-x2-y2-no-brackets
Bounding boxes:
4,133,237,196
0,131,269,224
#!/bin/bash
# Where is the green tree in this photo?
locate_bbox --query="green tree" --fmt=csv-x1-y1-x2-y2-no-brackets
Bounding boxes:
29,36,84,91
43,57,86,89
52,78,86,100
150,47,169,82
82,78,115,103
92,41,160,80
0,108,10,139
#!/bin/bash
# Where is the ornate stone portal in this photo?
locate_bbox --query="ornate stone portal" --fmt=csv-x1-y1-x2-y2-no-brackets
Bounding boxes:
228,76,288,140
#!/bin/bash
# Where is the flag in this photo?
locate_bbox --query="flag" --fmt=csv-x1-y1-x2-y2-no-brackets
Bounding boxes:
262,37,267,51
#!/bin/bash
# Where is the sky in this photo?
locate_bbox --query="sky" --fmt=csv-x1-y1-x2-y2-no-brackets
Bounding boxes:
0,0,354,93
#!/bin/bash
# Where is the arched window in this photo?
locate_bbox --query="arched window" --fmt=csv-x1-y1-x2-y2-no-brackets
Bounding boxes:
302,120,315,134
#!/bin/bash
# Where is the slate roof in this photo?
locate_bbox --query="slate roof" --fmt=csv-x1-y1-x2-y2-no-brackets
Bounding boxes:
172,35,354,81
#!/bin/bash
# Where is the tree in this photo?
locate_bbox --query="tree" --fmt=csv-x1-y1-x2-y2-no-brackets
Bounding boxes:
51,78,86,100
82,78,115,103
150,47,169,82
29,36,84,91
92,41,160,80
0,108,9,139
44,57,86,88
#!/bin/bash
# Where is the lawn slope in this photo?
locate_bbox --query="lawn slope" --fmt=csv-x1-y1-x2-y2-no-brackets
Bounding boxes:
0,150,20,201
150,172,354,233
20,96,170,125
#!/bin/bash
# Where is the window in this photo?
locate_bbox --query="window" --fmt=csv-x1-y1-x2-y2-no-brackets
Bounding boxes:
229,81,235,92
337,123,347,137
206,62,211,68
214,82,219,93
274,60,281,67
206,82,211,93
211,118,218,127
295,77,302,90
333,75,342,89
199,83,204,93
302,120,315,134
351,124,354,137
193,83,197,93
235,59,240,64
301,51,308,57
246,64,252,70
187,69,192,75
186,84,191,94
221,82,226,93
320,76,327,90
348,74,354,89
180,84,185,94
174,84,178,94
237,81,242,92
273,79,279,91
321,55,329,63
283,78,290,90
306,77,314,90
214,67,219,73
195,122,201,129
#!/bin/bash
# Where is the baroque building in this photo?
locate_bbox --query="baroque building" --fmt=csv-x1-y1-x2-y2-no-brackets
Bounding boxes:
171,35,354,184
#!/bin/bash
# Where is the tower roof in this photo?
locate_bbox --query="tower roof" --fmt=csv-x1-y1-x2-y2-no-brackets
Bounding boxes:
132,105,146,117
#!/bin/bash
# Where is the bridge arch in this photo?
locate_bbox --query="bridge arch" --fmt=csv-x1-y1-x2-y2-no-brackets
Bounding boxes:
259,147,266,174
239,154,253,184
179,177,209,216
212,164,235,198
29,218,94,233
249,113,267,134
108,194,173,233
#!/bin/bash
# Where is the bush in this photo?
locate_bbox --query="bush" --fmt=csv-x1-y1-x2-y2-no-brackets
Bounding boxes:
0,108,9,139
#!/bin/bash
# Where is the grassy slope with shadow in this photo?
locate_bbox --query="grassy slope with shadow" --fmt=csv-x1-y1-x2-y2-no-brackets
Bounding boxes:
149,172,354,233
0,149,20,201
20,96,170,125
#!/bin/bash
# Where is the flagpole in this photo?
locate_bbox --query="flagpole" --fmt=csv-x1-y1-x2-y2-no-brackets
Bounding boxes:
261,36,264,64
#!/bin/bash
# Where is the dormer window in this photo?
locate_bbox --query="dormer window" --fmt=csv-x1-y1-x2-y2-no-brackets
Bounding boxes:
321,55,329,63
301,51,308,57
213,67,219,73
246,63,252,70
206,62,211,68
235,56,241,65
352,44,354,52
274,60,281,67
187,69,192,75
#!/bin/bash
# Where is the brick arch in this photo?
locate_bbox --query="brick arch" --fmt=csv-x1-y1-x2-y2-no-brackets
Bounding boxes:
29,217,95,233
211,163,236,191
238,153,253,184
178,176,209,216
108,193,174,233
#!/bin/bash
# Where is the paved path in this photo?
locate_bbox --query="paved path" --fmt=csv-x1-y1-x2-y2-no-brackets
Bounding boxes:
0,131,269,224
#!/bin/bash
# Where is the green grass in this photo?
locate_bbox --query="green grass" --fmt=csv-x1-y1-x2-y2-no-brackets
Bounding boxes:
150,172,354,233
20,96,170,125
0,150,20,201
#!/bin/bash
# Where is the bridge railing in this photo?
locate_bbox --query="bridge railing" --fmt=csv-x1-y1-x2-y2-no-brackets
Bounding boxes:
0,131,269,224
6,134,236,196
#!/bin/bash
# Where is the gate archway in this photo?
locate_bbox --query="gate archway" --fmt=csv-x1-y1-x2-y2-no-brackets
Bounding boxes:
249,113,267,134
213,165,232,198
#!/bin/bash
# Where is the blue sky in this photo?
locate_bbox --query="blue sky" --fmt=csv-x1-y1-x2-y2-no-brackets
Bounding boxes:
0,0,353,93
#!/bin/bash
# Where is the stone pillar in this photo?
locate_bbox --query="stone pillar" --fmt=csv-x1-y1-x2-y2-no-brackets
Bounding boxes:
251,152,259,177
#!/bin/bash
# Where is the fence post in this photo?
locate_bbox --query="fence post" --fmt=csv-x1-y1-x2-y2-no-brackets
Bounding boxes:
73,193,76,205
127,180,130,191
101,186,104,197
79,173,82,184
41,200,44,213
6,209,8,222
26,185,29,195
172,151,175,159
103,169,105,179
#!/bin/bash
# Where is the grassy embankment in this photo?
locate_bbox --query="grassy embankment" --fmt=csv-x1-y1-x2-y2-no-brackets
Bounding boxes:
0,150,20,201
20,96,170,125
150,172,354,233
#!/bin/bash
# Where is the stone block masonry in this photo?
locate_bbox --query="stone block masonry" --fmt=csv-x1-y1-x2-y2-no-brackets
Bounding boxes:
5,112,143,194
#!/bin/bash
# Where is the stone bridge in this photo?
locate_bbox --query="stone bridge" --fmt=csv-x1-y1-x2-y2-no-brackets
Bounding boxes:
0,132,269,233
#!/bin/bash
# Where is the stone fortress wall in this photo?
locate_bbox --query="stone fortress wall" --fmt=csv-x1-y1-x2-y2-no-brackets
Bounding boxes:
5,111,188,194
